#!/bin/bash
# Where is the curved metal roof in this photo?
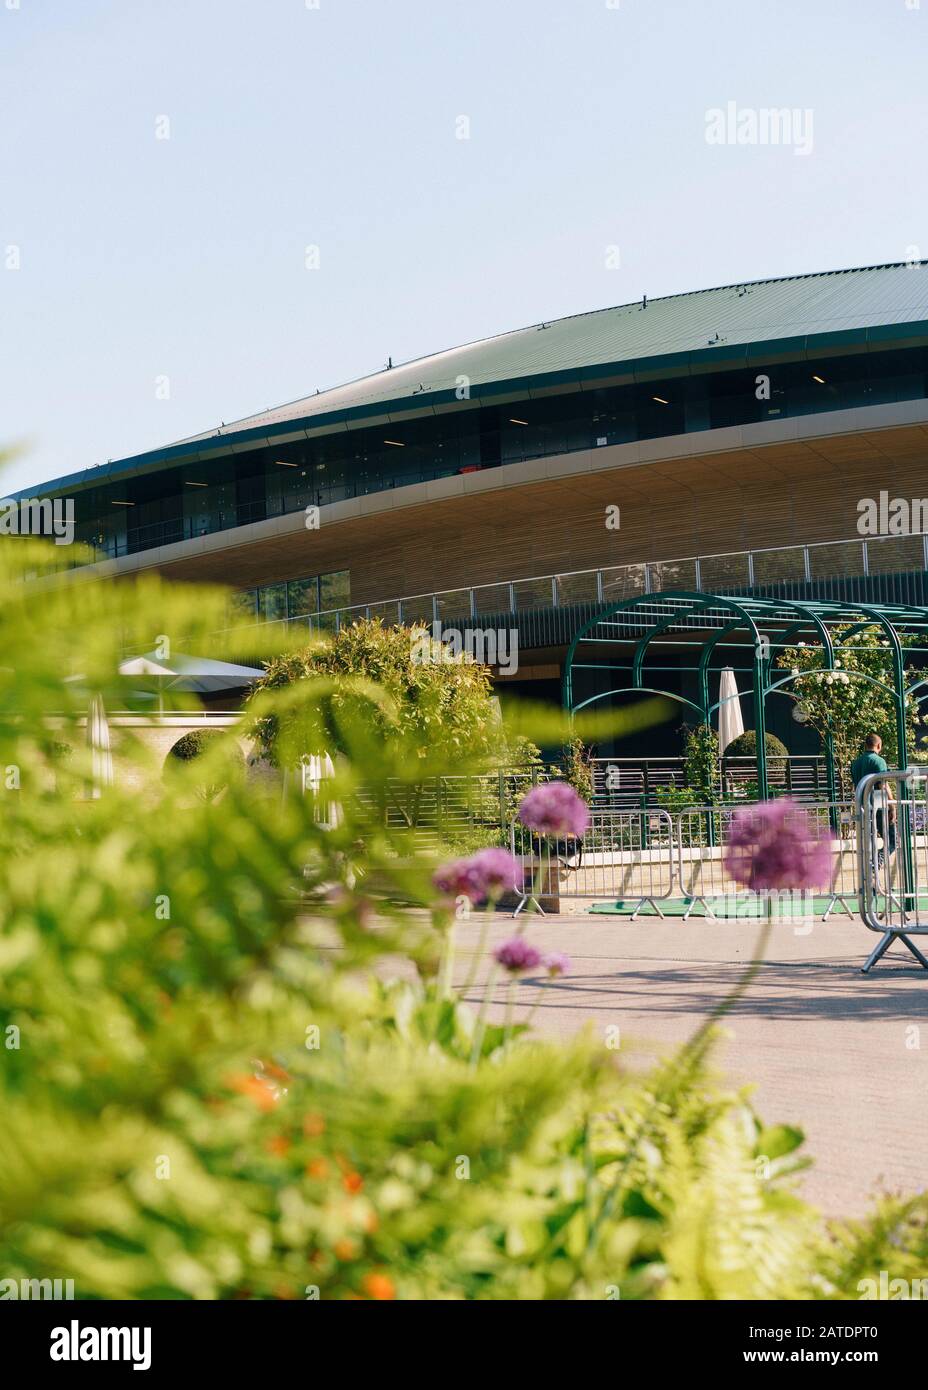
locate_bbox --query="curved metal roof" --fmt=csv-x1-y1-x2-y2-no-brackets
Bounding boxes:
24,260,928,499
180,260,928,441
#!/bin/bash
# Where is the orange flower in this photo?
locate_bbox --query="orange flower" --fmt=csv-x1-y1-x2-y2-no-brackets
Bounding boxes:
262,1060,291,1082
225,1072,278,1113
265,1134,292,1157
342,1170,363,1194
303,1112,326,1137
362,1272,395,1301
305,1157,329,1179
333,1238,358,1262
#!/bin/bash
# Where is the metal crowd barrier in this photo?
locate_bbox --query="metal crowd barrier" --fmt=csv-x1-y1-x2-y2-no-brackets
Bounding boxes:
507,797,897,933
857,771,928,973
509,808,675,917
674,805,731,919
675,801,857,922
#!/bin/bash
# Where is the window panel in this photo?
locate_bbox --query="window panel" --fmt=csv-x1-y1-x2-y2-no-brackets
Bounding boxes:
319,570,351,611
230,589,257,622
287,576,318,616
259,583,287,622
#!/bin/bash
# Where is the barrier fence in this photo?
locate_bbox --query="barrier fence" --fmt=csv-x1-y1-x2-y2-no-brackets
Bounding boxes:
509,809,676,917
509,803,857,918
505,784,928,973
857,771,928,973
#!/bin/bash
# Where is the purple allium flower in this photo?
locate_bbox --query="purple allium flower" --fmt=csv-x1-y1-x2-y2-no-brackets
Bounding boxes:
543,952,571,978
724,799,834,892
468,847,522,901
518,781,589,838
493,937,543,973
432,858,483,901
433,847,521,904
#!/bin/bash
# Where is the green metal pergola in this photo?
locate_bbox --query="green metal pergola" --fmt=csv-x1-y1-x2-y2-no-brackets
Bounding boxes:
563,591,928,799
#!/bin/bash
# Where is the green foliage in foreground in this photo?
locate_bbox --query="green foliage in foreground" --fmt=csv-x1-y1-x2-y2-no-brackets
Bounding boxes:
0,540,926,1300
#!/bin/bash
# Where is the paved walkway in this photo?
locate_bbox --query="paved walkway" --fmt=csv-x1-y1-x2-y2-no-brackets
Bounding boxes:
445,909,928,1217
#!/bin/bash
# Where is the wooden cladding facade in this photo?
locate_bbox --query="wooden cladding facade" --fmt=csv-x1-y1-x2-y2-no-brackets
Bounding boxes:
133,422,928,606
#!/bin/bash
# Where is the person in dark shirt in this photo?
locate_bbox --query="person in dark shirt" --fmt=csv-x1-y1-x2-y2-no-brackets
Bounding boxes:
851,733,895,866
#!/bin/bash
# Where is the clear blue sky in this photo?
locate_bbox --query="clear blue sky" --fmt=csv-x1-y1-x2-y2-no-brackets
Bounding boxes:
2,0,927,494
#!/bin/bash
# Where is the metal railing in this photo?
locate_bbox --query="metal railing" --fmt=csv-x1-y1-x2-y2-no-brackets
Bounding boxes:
509,808,676,917
221,529,928,638
857,771,928,972
589,755,831,806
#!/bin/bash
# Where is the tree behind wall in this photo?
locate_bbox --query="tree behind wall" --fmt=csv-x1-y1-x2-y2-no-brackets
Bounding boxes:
247,618,540,830
777,624,926,785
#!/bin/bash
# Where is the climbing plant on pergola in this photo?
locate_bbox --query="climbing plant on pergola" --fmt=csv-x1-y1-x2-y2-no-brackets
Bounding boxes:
563,591,928,801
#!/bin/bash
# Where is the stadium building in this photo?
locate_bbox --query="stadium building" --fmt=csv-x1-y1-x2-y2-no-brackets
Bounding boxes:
21,261,928,763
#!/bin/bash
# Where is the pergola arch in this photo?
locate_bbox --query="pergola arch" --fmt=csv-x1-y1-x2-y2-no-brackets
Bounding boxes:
563,590,928,800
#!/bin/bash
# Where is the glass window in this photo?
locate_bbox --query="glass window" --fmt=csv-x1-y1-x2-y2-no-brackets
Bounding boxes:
259,583,287,622
319,570,351,612
230,589,257,622
287,576,318,616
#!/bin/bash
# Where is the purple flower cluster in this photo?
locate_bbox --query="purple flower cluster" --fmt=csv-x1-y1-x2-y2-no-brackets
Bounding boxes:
493,937,543,973
432,847,521,904
492,939,572,976
724,799,835,892
543,951,571,978
518,781,589,838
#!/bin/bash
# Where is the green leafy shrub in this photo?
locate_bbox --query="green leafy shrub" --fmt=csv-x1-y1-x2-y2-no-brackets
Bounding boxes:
681,724,720,804
0,531,925,1300
777,623,927,781
561,735,594,805
723,729,789,760
163,728,245,802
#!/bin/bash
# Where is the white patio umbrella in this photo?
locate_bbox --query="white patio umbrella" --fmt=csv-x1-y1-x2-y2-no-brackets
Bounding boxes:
85,692,113,798
718,666,745,753
117,651,264,713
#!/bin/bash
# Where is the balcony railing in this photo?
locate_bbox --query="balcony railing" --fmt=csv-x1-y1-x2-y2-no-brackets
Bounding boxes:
229,529,928,638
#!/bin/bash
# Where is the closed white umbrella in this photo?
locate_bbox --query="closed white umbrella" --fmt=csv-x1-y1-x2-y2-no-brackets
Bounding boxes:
85,692,113,798
300,752,342,829
718,667,745,753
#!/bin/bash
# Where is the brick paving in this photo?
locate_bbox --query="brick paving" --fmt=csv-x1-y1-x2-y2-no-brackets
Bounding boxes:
445,909,928,1216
